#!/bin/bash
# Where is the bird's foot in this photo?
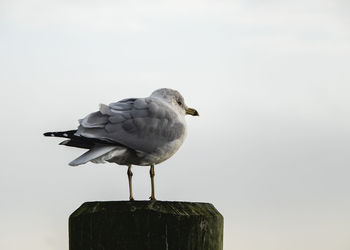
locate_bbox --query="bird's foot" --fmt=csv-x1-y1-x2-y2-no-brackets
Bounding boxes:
149,196,156,201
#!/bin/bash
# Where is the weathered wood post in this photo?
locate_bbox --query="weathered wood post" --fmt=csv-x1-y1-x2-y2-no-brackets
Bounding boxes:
69,201,223,250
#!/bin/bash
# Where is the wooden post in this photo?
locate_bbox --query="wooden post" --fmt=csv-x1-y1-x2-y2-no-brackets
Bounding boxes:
69,201,223,250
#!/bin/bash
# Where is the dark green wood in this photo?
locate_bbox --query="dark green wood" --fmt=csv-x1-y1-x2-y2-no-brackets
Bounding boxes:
69,201,223,250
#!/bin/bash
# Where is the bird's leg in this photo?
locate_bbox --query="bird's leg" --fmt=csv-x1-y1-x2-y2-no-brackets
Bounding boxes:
127,165,134,201
149,164,156,200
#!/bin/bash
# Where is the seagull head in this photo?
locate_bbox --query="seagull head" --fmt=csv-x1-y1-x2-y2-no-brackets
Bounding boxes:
150,88,199,117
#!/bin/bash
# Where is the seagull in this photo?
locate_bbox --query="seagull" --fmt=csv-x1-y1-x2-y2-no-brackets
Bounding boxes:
44,88,199,200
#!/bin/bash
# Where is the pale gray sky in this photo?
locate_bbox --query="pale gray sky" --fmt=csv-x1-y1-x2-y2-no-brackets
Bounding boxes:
1,0,350,249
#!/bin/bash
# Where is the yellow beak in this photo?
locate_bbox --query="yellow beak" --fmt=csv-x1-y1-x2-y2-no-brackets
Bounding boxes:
185,107,199,116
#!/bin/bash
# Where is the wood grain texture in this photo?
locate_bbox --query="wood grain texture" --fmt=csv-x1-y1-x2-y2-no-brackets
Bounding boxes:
69,201,223,250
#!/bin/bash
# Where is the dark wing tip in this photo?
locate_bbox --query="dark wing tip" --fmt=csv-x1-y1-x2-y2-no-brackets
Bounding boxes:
43,130,77,138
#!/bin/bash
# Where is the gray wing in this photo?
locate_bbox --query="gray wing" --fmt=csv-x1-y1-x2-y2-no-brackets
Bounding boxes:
75,97,185,153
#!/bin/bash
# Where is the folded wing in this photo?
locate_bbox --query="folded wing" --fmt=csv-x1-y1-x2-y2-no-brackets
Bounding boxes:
75,98,185,153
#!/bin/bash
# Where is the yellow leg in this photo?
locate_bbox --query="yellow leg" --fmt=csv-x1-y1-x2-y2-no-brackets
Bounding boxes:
149,164,156,200
127,165,134,201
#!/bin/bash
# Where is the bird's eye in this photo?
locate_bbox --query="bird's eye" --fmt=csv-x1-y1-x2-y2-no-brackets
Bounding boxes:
177,100,182,106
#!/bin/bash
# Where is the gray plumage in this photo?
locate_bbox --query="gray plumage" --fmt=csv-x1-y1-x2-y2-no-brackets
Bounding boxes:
45,88,199,167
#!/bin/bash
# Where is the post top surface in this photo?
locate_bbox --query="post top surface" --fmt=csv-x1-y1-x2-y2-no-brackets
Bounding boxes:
70,200,223,218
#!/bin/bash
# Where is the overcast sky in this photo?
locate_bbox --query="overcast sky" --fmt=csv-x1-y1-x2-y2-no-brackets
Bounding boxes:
1,0,350,249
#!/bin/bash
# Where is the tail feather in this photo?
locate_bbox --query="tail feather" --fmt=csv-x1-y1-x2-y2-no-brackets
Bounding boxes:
69,145,119,166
